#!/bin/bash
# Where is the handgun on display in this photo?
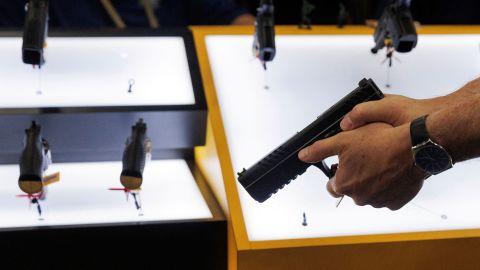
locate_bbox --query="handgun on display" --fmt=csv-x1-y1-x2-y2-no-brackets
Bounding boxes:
237,79,384,203
22,0,49,67
120,119,151,190
371,0,417,54
253,0,276,70
18,121,52,195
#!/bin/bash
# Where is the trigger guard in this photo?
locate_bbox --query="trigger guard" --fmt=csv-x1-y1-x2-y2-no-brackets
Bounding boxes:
313,160,335,178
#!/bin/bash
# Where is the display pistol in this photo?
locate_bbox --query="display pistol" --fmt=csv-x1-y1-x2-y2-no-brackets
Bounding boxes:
253,0,275,70
22,0,49,67
237,79,384,203
371,0,417,54
18,121,51,195
120,119,151,190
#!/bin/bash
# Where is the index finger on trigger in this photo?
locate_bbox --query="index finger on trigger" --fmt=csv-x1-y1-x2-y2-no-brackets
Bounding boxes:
298,136,343,164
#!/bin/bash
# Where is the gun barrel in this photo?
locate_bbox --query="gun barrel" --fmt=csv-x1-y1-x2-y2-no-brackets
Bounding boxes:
390,5,417,53
255,1,276,63
237,79,384,202
22,0,49,66
19,122,48,195
120,119,148,190
372,2,417,54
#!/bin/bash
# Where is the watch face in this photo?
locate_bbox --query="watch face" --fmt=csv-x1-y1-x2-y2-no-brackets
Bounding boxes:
415,144,452,174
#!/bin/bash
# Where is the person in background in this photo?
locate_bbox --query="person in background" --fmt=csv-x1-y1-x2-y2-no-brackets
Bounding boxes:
0,0,255,28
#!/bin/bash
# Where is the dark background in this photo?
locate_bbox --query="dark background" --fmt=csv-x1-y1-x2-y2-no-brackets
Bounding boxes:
1,0,480,28
239,0,480,25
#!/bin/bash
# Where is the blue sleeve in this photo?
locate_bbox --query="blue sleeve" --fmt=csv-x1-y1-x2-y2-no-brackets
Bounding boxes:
186,0,250,25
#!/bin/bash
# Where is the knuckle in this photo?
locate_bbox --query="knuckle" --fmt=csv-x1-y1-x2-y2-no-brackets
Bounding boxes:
353,198,368,206
387,203,403,211
353,197,368,206
308,141,322,156
312,139,324,149
370,202,384,209
335,182,353,196
350,105,365,120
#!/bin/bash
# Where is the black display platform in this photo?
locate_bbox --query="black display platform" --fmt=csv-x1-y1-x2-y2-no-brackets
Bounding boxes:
0,161,226,270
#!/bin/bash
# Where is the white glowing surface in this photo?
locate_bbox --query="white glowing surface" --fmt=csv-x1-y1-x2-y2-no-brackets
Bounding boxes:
0,37,195,108
0,160,212,229
206,34,480,241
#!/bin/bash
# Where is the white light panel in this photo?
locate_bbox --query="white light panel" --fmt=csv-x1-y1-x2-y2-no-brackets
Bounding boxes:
0,37,196,108
206,34,480,241
0,160,212,229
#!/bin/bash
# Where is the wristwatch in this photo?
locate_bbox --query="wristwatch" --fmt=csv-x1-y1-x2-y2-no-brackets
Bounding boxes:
410,115,453,175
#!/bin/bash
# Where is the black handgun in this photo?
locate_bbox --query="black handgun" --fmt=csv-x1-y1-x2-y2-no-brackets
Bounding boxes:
22,0,49,67
120,119,151,190
19,121,51,195
253,0,275,70
371,0,417,54
237,79,384,203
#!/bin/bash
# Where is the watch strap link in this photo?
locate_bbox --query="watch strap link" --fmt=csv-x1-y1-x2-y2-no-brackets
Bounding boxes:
410,115,430,146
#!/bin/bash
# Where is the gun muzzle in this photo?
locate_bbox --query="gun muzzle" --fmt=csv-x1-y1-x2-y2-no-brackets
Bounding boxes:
371,3,417,54
22,0,49,67
120,119,149,190
19,121,50,195
253,1,276,67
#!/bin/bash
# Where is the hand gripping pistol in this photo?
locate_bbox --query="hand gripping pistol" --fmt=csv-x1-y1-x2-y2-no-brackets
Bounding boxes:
237,79,384,202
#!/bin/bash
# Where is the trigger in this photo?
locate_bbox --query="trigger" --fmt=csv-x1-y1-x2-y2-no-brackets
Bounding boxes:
313,160,334,178
313,162,339,179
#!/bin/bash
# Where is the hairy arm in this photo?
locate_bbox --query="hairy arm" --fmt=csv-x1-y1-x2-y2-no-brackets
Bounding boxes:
427,93,480,162
340,77,480,130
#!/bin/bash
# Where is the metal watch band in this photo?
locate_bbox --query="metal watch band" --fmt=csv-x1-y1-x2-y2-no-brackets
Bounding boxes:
410,115,430,146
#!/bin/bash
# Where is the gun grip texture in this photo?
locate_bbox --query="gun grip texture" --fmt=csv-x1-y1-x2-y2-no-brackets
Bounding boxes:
237,79,384,202
121,119,148,190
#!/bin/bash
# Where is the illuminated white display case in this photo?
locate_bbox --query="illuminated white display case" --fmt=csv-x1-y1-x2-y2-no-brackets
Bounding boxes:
0,36,195,108
193,26,480,270
0,30,207,163
0,30,224,270
207,33,480,241
0,160,211,228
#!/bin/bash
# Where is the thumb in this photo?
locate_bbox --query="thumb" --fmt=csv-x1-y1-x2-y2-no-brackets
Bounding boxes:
298,136,343,163
340,98,395,130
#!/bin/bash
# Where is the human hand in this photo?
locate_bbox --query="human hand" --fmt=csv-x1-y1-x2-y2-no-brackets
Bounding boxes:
340,94,445,131
298,122,429,210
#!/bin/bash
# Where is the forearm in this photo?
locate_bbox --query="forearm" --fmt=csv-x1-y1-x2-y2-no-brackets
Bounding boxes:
340,77,480,130
428,77,480,111
427,93,480,163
